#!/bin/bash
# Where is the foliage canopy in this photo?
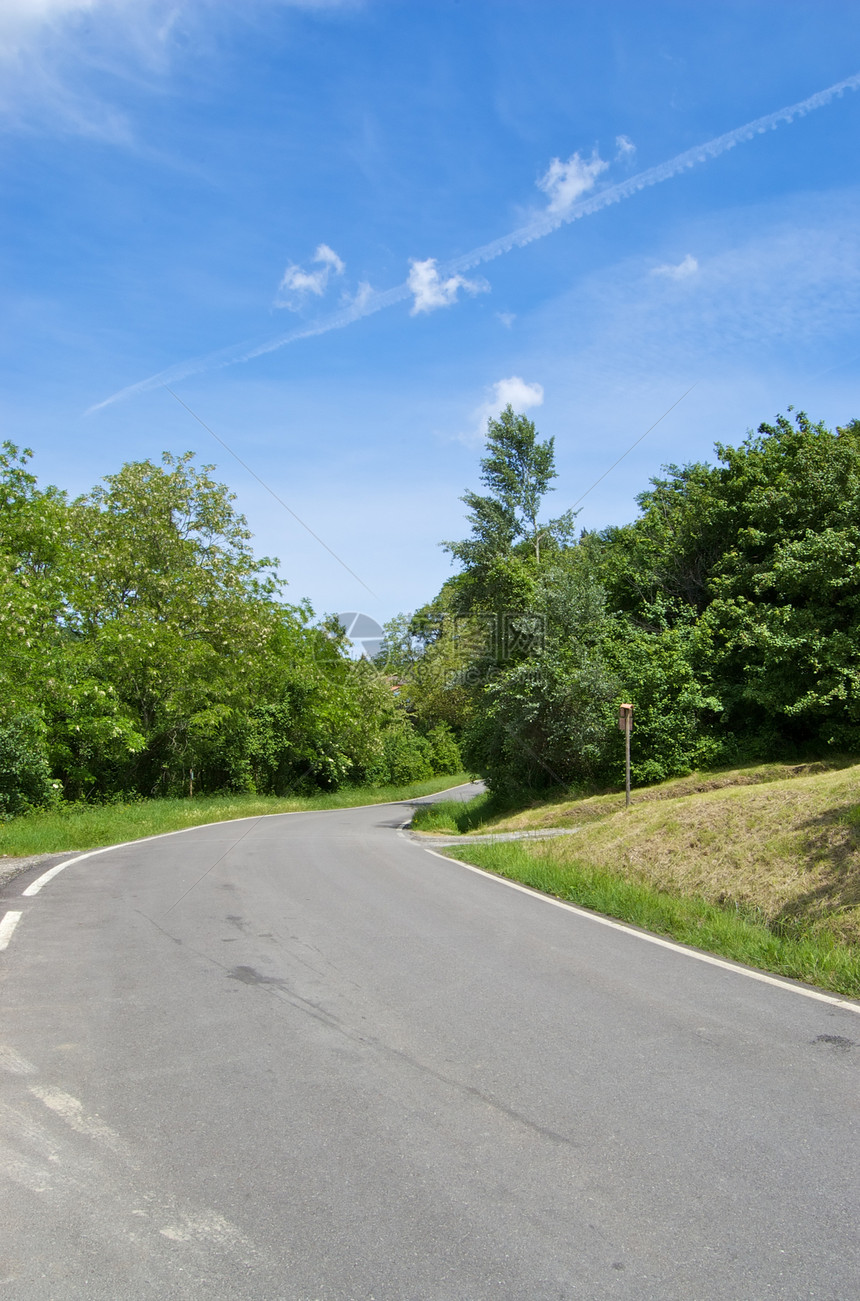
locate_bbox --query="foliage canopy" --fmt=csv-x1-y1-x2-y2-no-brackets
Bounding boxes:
417,408,860,794
0,444,460,814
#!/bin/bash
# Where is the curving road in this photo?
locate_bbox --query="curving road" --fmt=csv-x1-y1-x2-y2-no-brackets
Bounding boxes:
1,784,858,1300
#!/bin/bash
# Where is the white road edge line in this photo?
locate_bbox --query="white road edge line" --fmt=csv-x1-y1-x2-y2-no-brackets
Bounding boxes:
20,781,481,897
0,911,22,951
408,832,860,1017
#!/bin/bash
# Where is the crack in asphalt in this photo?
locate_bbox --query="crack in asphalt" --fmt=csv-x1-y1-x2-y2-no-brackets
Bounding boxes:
136,910,577,1152
224,963,577,1151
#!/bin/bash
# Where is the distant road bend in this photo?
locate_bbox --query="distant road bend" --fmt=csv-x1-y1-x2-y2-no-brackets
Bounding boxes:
1,783,857,1300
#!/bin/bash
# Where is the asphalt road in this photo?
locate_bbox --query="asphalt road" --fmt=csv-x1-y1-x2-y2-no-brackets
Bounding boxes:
1,784,858,1300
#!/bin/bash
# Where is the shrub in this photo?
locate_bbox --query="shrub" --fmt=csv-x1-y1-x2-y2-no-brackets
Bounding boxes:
0,717,58,819
423,722,463,775
365,725,433,786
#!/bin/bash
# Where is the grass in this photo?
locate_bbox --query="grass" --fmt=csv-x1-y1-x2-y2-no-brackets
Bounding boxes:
445,840,860,998
408,791,512,835
0,772,473,858
415,759,860,998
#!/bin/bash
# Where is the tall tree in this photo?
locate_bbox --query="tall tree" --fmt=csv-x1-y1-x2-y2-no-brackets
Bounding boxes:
444,405,576,614
52,452,286,795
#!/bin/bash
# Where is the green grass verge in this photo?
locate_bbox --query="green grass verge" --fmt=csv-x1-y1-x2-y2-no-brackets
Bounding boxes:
445,840,860,999
0,773,473,858
410,792,507,835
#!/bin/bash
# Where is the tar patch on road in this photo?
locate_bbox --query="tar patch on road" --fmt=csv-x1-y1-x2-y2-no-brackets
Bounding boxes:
227,965,288,989
812,1034,855,1050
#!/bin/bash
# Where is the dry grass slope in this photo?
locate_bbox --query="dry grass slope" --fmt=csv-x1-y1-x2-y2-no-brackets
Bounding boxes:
480,762,860,945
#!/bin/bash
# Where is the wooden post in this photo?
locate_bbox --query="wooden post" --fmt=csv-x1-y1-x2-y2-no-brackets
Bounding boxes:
189,767,194,799
618,704,633,807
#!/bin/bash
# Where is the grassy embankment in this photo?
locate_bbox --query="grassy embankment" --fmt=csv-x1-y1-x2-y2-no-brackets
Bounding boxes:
412,762,860,997
0,772,473,858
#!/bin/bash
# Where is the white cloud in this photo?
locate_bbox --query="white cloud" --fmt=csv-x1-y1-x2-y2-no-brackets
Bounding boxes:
343,279,373,311
496,311,516,328
465,375,544,444
314,242,345,274
0,0,351,58
0,1,178,141
652,254,699,280
0,1,355,140
276,243,346,309
615,134,636,160
491,375,544,412
281,268,326,296
407,257,487,315
537,150,608,215
0,1,97,55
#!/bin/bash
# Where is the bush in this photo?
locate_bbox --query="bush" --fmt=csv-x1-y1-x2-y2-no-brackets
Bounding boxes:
463,650,618,797
423,723,463,775
365,725,434,786
604,614,732,785
0,717,58,819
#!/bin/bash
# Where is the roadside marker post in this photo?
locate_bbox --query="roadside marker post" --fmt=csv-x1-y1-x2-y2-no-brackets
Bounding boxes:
618,704,633,807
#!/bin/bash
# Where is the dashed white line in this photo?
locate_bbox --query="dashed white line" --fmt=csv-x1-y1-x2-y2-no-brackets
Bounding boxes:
0,911,22,951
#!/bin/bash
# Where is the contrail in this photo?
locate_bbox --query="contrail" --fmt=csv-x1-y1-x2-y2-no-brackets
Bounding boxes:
445,69,860,274
88,70,860,414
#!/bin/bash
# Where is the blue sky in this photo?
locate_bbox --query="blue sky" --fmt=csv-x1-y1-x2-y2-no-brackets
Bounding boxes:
2,1,860,627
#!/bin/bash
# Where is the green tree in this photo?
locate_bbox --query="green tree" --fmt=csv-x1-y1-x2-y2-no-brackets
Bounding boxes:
597,410,860,757
378,605,474,735
435,411,618,793
700,413,860,749
444,405,576,614
603,605,728,784
462,563,618,795
54,452,286,795
0,444,468,808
